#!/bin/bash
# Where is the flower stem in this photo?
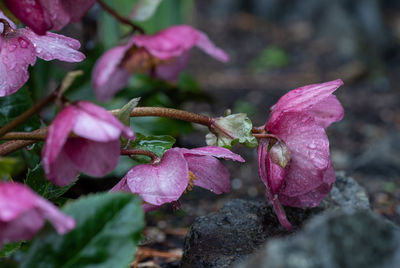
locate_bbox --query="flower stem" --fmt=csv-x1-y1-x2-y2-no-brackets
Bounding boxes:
0,91,58,139
111,107,213,127
120,149,160,164
97,0,145,34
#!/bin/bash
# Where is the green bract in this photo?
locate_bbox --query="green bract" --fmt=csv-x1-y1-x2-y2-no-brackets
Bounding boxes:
206,113,258,149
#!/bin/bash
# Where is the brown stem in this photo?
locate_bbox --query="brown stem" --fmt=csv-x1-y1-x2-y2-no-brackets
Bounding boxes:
112,107,213,127
0,91,57,138
253,133,278,140
120,148,160,164
0,140,37,156
0,19,15,36
97,0,145,34
0,127,49,140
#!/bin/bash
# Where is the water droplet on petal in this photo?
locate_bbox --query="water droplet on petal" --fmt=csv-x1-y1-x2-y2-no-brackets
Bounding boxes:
18,38,29,48
8,44,17,52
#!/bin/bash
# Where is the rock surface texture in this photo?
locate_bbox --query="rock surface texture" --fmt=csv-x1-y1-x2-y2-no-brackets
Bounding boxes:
180,173,373,267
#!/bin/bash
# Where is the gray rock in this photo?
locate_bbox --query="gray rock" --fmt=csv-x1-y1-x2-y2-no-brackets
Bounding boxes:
181,173,369,268
236,211,400,268
180,200,319,268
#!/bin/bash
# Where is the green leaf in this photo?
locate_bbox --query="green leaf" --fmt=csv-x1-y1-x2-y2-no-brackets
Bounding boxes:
130,133,175,162
21,193,144,268
131,0,163,21
206,113,258,149
0,87,40,132
24,164,73,200
0,243,22,258
117,98,141,127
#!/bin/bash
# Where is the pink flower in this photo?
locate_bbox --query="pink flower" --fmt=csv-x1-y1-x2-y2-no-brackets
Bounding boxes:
92,25,229,101
0,11,85,97
111,146,244,209
42,101,135,186
258,79,344,230
4,0,96,35
0,182,75,248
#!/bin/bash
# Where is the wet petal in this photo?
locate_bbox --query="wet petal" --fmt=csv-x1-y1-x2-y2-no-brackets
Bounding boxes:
19,28,85,62
186,155,230,194
63,138,120,177
73,101,134,142
0,33,36,96
307,95,344,128
269,112,332,198
126,149,188,206
177,146,245,162
92,45,132,101
61,0,96,22
268,79,343,129
42,105,77,181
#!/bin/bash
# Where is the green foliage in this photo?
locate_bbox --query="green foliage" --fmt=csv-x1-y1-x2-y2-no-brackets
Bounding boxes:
0,87,40,132
206,113,258,149
25,164,74,201
249,46,290,72
0,158,23,181
21,193,144,268
0,243,22,258
130,133,175,162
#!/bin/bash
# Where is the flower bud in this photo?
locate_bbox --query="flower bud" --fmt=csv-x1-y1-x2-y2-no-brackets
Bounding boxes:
269,140,291,168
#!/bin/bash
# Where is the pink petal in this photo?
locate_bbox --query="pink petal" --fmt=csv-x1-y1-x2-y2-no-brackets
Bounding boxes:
186,155,230,194
0,33,36,96
19,28,85,62
177,146,245,162
269,112,332,198
142,203,161,212
257,140,274,201
0,183,38,221
4,0,52,35
266,152,287,194
39,0,70,30
132,25,199,60
110,178,130,193
126,149,189,206
268,79,343,129
307,95,344,128
61,0,96,22
271,196,292,230
195,31,229,62
92,45,132,101
279,161,335,207
73,101,134,142
63,138,120,177
45,147,80,186
42,105,77,179
0,182,75,246
155,51,191,82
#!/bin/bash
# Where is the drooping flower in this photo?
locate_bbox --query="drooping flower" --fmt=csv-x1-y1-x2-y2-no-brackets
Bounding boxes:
4,0,96,35
111,146,244,209
92,25,229,101
0,182,75,249
42,101,135,186
0,11,85,97
258,79,344,230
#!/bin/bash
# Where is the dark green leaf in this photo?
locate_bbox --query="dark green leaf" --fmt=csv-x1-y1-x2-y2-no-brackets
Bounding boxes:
0,243,21,258
24,164,73,200
21,193,144,268
0,87,40,132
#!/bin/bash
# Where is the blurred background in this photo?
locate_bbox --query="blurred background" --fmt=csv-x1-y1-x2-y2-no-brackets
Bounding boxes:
2,0,399,233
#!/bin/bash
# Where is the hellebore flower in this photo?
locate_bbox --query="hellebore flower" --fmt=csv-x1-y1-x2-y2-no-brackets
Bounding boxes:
0,182,75,249
4,0,96,35
42,101,135,186
92,25,229,101
0,11,85,97
111,146,244,209
258,79,344,230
